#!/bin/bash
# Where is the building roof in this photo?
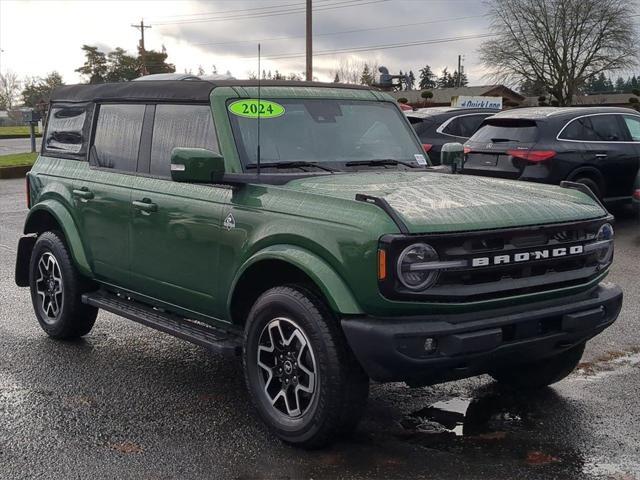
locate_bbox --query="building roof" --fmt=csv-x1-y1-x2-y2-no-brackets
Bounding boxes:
51,80,370,103
389,85,525,105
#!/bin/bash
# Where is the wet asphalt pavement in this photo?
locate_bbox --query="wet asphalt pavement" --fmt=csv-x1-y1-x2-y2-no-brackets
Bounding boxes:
1,177,639,480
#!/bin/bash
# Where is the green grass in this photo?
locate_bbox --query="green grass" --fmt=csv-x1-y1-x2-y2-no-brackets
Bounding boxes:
0,126,42,137
0,152,38,167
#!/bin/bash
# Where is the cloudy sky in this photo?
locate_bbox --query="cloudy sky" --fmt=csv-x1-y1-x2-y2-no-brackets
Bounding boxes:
0,0,491,84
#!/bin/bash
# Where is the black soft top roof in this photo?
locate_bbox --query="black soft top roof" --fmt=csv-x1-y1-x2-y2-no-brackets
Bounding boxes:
51,80,370,103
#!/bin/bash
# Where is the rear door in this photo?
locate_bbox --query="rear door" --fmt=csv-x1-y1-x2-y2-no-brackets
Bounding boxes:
128,103,231,320
462,119,540,179
577,114,636,199
73,103,144,288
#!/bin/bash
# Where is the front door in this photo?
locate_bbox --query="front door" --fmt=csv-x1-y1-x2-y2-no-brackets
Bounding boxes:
580,114,638,199
128,103,230,320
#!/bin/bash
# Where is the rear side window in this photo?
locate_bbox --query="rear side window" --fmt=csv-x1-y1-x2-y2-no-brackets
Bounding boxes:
442,114,491,138
150,104,218,177
92,104,145,171
44,105,91,156
469,120,539,143
560,115,627,142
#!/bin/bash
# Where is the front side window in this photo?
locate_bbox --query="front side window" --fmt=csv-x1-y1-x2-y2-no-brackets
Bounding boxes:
92,104,145,171
228,99,424,167
586,115,626,141
150,104,218,177
44,105,89,155
623,115,640,141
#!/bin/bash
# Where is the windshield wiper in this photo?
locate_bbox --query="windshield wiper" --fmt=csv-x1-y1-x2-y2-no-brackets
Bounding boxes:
245,161,338,173
344,159,419,169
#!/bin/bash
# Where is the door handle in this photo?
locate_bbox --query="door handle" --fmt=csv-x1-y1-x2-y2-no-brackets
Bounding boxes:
132,199,158,213
72,188,94,200
595,153,608,158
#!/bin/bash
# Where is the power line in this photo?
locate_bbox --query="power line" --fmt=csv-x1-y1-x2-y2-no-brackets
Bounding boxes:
192,14,486,47
244,33,496,60
152,0,389,26
147,0,336,21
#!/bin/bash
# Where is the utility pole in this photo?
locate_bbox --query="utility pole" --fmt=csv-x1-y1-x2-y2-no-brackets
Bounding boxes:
457,54,461,88
306,0,312,81
131,19,152,76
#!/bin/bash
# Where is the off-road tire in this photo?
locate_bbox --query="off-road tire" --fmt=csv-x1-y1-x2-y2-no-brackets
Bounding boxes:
243,286,369,448
490,342,586,389
29,231,98,339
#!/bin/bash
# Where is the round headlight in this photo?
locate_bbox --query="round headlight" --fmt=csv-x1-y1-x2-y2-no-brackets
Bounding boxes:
595,223,614,264
397,243,439,290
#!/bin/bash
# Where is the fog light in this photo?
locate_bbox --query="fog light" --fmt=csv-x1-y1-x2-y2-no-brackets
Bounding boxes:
424,337,438,353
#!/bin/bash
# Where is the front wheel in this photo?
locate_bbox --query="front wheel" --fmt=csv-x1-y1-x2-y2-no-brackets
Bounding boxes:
29,231,98,339
490,342,585,389
243,286,369,448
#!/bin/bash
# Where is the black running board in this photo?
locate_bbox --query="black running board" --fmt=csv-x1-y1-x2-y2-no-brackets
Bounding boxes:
82,290,242,356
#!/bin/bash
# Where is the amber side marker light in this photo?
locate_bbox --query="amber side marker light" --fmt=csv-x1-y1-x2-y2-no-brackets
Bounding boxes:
378,249,387,280
25,176,31,209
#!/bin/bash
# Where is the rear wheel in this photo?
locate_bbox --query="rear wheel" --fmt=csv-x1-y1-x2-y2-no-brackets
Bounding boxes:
243,286,369,448
573,177,602,199
490,342,585,389
29,231,97,339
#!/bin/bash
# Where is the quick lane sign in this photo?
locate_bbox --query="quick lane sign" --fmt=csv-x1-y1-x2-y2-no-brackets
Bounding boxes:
451,95,502,110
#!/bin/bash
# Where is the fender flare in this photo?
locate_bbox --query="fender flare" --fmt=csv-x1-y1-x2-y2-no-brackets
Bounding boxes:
228,244,363,316
24,200,92,277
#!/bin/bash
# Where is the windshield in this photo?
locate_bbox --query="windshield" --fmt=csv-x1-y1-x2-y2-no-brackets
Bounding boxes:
228,99,426,168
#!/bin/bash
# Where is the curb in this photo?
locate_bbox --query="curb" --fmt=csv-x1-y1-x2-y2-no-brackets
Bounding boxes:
0,165,31,179
0,134,42,140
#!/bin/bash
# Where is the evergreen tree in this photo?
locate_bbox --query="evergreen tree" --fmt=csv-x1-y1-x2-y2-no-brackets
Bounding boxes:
333,73,340,83
451,69,468,87
418,64,436,89
141,45,175,75
519,78,546,96
437,68,454,88
105,48,139,82
75,45,108,84
360,64,374,85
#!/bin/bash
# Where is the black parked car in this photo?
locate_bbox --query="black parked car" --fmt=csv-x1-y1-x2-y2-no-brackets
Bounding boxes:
406,107,499,164
463,107,640,203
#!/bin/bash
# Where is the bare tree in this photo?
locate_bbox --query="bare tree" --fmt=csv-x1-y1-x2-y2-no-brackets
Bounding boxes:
0,70,21,110
480,0,638,105
331,57,380,85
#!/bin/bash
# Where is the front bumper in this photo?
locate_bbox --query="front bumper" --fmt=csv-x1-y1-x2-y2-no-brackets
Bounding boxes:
341,282,623,384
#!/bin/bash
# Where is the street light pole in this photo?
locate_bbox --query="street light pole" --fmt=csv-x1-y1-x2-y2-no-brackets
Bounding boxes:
306,0,312,81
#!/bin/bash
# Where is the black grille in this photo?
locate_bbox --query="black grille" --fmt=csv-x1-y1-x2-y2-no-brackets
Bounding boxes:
379,218,611,303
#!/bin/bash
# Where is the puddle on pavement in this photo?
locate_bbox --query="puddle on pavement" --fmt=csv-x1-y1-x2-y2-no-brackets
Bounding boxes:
401,392,534,438
574,349,640,381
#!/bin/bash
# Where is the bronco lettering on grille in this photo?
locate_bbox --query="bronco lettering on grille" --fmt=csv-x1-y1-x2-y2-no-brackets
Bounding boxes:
471,245,584,267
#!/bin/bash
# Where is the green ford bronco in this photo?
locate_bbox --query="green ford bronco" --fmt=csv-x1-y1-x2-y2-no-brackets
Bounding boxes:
15,79,622,447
